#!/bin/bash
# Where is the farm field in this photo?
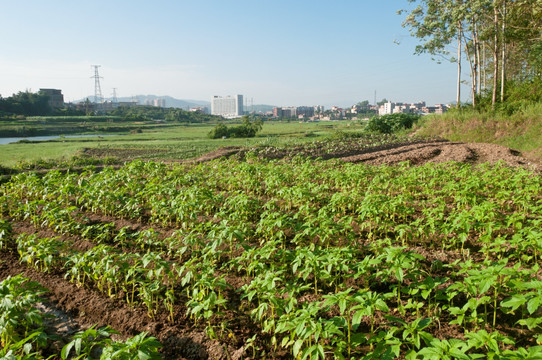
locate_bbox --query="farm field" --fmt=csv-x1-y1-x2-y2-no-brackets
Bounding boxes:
1,136,541,359
0,120,337,168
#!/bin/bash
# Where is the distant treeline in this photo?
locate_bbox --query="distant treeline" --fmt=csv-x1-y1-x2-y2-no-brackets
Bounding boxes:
0,90,223,123
0,91,54,117
110,106,222,123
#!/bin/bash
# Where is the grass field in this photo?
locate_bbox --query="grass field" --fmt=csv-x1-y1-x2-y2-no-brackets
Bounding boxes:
0,120,361,167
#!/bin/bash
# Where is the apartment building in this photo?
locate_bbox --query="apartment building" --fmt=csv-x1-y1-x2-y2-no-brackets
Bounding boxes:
211,95,243,118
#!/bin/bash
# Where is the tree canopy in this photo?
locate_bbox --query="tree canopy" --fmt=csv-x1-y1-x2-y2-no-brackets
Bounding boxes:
401,0,542,110
0,91,52,116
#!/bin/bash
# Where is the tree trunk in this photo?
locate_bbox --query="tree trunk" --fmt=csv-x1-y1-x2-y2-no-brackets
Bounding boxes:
500,0,506,103
457,22,462,108
475,21,481,96
464,28,477,109
492,2,499,108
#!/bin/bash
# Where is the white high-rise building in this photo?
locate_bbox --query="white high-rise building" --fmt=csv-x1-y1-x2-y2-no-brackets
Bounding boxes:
211,95,243,118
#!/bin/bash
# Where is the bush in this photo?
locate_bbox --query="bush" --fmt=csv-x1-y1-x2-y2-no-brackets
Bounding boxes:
365,113,420,134
207,116,263,139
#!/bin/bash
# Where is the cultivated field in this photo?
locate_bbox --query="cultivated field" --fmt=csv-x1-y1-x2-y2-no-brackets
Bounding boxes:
1,135,541,359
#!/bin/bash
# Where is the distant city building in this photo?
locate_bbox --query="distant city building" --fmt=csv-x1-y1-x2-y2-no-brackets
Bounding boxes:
273,105,319,119
378,101,445,115
144,98,166,107
39,88,64,109
296,106,315,118
211,95,243,118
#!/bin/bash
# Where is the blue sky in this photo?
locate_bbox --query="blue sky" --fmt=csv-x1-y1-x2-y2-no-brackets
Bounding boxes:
0,0,467,107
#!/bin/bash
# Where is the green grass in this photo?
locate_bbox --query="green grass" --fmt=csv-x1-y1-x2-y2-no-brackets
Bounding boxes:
0,120,363,167
415,102,542,159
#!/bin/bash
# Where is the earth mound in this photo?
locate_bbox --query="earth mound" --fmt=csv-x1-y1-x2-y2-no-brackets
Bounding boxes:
337,140,539,169
196,140,540,171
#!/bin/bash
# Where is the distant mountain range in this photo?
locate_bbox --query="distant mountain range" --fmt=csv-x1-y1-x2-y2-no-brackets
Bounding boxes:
74,95,276,113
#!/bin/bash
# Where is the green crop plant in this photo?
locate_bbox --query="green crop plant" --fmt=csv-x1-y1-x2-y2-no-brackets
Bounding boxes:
98,331,162,360
16,233,66,273
0,275,47,351
385,316,433,351
463,329,515,358
349,290,390,348
376,246,425,311
501,278,542,344
61,325,118,360
0,219,13,249
416,338,471,359
501,346,542,359
292,244,327,294
322,288,356,356
275,301,330,360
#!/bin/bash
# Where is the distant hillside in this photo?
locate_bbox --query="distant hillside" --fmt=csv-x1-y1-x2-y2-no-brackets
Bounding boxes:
75,95,210,109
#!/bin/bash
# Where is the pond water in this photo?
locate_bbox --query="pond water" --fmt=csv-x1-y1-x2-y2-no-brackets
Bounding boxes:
0,134,117,145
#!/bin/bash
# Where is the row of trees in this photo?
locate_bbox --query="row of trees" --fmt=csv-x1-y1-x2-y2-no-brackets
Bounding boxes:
0,91,53,116
0,90,223,123
401,0,542,109
109,105,221,123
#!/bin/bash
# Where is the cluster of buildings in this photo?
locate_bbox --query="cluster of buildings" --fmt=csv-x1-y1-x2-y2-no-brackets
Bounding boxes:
36,89,450,119
270,101,449,121
378,101,448,116
272,106,324,119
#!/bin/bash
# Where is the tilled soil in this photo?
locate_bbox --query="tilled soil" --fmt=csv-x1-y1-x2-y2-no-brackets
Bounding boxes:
80,138,541,171
189,140,541,171
337,140,539,169
0,249,231,360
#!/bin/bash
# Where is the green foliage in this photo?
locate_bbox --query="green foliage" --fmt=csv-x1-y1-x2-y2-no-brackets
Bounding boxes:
474,79,542,115
100,332,162,360
0,275,47,352
2,154,542,358
365,113,420,134
207,116,264,139
0,91,52,116
61,325,119,360
110,105,219,123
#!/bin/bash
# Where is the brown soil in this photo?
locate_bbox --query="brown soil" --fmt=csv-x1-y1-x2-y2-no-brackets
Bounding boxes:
337,140,540,169
80,139,541,171
190,146,244,163
187,140,541,171
0,248,233,360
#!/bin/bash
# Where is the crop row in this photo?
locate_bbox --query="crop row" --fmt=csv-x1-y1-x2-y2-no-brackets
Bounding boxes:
1,158,541,358
0,274,161,359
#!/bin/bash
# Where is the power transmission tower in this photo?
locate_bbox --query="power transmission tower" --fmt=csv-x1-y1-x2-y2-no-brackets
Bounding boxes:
112,88,118,104
91,65,103,112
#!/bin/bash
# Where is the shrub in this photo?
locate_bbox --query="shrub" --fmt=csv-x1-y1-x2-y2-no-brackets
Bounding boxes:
207,116,263,139
365,113,420,134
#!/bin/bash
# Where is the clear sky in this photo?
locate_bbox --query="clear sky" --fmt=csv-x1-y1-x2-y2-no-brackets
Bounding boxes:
0,0,467,107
